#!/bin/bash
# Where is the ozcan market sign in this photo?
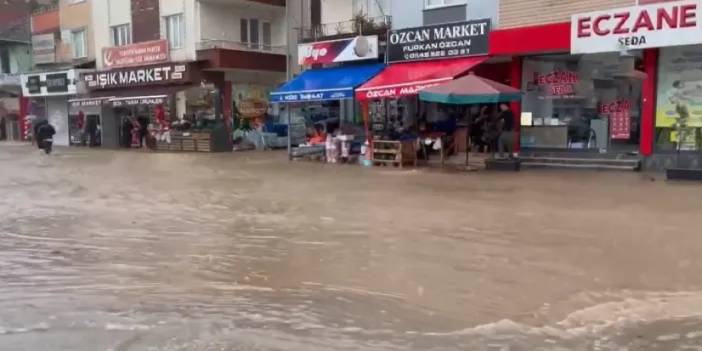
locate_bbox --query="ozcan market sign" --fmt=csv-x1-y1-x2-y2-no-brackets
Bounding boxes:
387,19,490,63
572,0,702,54
83,64,188,89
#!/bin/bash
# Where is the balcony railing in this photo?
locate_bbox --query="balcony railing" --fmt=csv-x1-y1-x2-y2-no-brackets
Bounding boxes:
197,39,286,55
300,15,391,42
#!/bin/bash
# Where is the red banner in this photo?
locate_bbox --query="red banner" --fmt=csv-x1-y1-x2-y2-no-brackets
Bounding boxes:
599,100,632,140
102,40,169,69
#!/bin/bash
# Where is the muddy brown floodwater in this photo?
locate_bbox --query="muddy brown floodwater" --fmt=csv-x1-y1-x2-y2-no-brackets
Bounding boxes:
2,144,702,350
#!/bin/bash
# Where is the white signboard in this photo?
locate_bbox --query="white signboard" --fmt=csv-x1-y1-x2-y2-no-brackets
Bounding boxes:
32,33,56,64
572,0,702,54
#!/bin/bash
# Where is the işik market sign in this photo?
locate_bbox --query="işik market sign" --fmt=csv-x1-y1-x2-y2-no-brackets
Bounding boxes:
387,19,490,63
83,63,188,89
572,0,702,54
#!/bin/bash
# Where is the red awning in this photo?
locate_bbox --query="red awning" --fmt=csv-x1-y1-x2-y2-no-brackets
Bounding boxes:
355,56,488,101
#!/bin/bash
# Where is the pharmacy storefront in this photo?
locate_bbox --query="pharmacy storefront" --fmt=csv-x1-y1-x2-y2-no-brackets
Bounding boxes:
559,0,702,169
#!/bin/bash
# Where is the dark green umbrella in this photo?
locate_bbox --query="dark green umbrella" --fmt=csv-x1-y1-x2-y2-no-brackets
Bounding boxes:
419,72,522,105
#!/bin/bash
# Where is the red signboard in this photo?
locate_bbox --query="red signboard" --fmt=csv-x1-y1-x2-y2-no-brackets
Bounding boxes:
600,100,632,139
102,40,169,69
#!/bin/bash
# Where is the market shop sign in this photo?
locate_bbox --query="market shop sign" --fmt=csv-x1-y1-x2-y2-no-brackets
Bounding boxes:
83,63,188,90
361,80,451,100
387,19,490,63
110,95,168,107
572,0,702,54
272,90,351,103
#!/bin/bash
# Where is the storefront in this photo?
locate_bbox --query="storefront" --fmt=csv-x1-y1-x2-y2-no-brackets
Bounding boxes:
491,0,702,171
519,53,643,152
355,19,499,166
0,73,26,142
81,61,230,152
20,69,88,146
270,35,384,159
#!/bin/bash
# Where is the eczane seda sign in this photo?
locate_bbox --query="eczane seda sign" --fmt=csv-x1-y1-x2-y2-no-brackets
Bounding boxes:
572,0,702,54
387,19,490,63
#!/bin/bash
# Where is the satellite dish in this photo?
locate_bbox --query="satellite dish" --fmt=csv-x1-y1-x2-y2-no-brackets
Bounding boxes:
354,36,370,58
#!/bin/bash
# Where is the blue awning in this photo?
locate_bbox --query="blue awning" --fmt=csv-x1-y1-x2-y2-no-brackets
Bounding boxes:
270,63,385,103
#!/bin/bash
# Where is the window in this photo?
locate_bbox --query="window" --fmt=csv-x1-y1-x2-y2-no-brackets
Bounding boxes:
520,53,643,151
71,29,87,59
111,24,131,46
0,48,9,74
262,22,271,51
166,14,184,49
424,0,466,9
656,46,702,152
249,19,259,48
240,19,249,44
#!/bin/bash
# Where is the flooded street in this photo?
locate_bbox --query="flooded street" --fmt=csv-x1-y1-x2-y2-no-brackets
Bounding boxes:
2,144,702,350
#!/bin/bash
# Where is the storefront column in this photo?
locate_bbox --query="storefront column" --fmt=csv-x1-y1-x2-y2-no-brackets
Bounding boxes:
361,99,372,156
19,96,29,141
510,56,523,152
641,48,658,157
223,81,233,144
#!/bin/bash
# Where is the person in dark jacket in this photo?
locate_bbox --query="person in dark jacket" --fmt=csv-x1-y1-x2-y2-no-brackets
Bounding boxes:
35,120,56,154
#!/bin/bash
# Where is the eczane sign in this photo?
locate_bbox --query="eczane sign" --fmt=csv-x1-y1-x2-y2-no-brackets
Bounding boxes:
572,0,702,54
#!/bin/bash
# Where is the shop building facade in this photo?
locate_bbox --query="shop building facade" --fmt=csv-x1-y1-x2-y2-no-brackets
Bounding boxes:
490,0,702,170
85,0,294,150
0,1,32,142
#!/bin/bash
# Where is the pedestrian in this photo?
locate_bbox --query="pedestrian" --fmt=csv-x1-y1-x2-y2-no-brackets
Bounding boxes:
497,103,516,159
483,108,501,156
35,119,56,154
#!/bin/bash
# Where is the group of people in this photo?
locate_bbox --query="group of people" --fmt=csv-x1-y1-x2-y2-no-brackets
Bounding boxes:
470,103,516,158
119,105,171,150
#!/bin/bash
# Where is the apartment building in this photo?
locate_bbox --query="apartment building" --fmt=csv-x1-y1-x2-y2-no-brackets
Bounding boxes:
18,0,98,146
0,0,33,141
72,0,293,149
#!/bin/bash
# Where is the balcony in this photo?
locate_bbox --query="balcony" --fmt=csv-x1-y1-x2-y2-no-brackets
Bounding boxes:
196,40,287,72
300,15,391,43
198,0,284,7
30,6,59,35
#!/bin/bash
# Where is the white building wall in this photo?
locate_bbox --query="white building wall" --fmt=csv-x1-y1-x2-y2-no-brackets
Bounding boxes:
108,0,131,26
92,0,129,69
320,0,353,25
160,0,197,62
199,2,285,45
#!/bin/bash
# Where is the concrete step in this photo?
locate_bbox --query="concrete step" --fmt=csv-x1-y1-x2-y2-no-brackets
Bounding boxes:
521,156,640,171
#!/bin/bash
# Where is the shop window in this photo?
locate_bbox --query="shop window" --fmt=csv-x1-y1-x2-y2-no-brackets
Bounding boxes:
71,29,87,59
166,14,184,49
655,45,702,152
520,53,643,152
111,24,131,46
